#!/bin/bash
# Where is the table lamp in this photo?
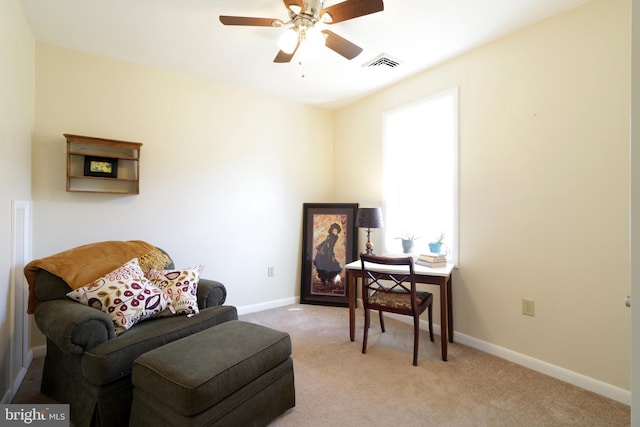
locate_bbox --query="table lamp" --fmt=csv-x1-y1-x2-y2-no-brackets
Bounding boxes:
356,207,384,255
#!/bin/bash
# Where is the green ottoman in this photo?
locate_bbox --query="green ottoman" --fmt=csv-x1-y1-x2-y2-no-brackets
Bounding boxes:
129,320,295,427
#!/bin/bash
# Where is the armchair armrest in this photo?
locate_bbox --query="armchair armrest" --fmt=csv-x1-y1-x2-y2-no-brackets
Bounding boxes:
34,299,115,355
197,278,227,309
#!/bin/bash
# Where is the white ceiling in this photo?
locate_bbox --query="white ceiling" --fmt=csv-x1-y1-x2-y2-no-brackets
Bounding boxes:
19,0,589,109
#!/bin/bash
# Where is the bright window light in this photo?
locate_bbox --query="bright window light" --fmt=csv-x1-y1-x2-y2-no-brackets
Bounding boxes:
382,88,459,262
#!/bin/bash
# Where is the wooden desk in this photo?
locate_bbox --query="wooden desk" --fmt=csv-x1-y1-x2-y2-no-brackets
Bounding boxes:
345,260,455,361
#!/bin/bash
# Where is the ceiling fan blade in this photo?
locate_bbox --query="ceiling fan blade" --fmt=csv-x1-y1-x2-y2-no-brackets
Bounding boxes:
321,30,363,60
219,16,283,27
274,43,300,63
283,0,305,14
274,50,294,63
321,0,384,24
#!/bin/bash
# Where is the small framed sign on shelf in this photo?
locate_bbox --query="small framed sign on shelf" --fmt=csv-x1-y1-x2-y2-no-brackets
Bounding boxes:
84,156,118,178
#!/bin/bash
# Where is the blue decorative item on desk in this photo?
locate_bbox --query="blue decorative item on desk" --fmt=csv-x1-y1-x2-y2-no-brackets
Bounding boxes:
428,242,442,254
428,232,445,254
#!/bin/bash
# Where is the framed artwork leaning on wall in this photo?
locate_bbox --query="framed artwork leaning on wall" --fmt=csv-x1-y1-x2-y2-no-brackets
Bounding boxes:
300,203,359,307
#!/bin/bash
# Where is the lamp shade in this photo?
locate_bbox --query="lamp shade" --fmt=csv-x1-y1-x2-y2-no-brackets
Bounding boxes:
278,28,299,54
356,207,384,229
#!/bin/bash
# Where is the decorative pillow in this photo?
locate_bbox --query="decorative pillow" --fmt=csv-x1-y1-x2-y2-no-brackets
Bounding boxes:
66,258,169,335
148,265,204,317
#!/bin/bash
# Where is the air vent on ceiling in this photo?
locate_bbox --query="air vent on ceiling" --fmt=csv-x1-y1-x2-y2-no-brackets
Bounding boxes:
362,53,402,71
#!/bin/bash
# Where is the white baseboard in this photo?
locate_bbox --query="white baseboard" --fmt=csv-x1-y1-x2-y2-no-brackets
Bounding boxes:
381,309,630,406
454,331,630,405
237,297,298,316
2,347,38,404
10,367,27,400
1,388,11,404
31,345,46,358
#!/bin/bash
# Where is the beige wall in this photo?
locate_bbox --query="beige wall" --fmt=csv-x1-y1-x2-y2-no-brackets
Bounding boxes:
31,43,334,346
0,0,34,400
334,0,631,391
631,0,640,419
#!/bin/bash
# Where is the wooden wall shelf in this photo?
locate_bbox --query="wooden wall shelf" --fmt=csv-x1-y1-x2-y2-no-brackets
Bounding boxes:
65,133,142,194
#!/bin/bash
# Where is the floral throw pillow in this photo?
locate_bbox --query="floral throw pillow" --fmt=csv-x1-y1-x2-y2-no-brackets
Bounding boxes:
148,265,204,317
66,258,169,335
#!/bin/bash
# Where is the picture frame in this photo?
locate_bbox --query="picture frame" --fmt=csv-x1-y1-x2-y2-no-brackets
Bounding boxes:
84,156,118,178
300,203,359,307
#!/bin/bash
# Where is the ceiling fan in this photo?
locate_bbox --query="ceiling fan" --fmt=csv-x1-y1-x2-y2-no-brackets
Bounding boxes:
219,0,384,63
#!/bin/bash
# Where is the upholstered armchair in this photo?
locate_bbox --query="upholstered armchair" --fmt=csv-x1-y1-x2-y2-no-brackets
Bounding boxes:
25,241,237,427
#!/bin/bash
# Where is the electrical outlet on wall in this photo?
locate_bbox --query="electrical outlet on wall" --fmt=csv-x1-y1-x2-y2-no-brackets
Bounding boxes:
268,266,275,277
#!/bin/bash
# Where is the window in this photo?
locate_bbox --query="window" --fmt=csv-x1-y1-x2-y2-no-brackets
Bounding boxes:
382,88,458,263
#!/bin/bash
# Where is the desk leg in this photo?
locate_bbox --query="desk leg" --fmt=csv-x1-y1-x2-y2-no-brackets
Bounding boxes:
348,270,355,342
447,275,454,343
440,277,448,361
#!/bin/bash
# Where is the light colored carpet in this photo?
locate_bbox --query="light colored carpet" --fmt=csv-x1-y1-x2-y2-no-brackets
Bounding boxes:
241,304,630,427
12,303,630,426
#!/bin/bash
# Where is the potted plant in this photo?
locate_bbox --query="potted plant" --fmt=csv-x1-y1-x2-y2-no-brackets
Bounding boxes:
396,233,420,254
428,232,445,254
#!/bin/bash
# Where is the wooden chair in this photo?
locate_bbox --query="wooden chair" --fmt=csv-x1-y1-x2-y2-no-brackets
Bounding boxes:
360,254,434,366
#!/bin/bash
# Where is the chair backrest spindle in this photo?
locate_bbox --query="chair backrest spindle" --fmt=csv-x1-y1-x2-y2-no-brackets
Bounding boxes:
361,255,418,312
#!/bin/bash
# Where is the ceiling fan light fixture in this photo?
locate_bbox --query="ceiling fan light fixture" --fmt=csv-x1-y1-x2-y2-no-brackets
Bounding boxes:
296,41,315,62
278,28,299,54
305,25,326,49
297,25,325,62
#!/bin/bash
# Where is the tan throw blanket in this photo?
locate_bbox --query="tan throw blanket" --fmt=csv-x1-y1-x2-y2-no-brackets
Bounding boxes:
24,240,170,314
